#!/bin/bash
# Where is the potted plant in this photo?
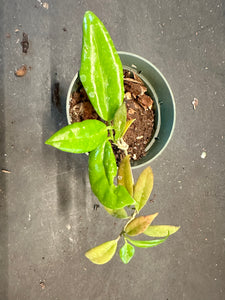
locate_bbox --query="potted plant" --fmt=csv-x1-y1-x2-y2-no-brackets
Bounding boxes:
45,11,179,264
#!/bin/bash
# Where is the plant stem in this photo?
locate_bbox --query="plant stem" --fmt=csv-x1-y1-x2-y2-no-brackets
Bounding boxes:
106,126,115,142
119,209,138,237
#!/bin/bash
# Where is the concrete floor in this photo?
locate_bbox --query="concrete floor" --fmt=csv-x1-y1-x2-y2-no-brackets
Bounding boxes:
0,0,225,299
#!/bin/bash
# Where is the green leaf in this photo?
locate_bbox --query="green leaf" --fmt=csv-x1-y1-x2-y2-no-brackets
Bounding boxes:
89,142,135,209
117,155,133,196
85,239,118,264
122,119,136,137
104,206,128,219
114,185,136,209
114,103,127,141
126,235,169,248
45,120,107,153
119,242,135,264
103,141,117,186
134,166,154,212
144,225,180,237
125,213,158,236
80,11,124,121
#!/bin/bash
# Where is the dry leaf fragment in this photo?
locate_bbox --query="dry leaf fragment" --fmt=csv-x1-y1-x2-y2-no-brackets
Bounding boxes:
15,65,27,77
1,169,11,174
39,281,46,290
192,98,199,110
42,2,49,9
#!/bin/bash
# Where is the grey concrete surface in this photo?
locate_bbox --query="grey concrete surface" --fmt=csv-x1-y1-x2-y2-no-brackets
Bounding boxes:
0,0,225,299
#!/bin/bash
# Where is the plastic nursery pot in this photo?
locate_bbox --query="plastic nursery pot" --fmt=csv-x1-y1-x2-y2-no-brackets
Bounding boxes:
66,52,175,169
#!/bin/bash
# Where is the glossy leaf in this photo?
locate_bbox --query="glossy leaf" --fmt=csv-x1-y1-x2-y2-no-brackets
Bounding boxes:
117,155,133,196
134,166,154,212
103,141,117,186
85,239,118,264
80,11,124,121
114,103,127,141
120,242,135,264
45,120,107,153
122,119,136,137
104,206,128,219
89,142,135,209
127,235,169,248
144,225,180,237
125,213,158,236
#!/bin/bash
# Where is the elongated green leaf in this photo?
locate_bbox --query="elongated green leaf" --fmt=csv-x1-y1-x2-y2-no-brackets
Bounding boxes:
117,155,133,196
103,141,117,186
85,239,118,264
127,235,169,248
80,11,124,121
89,142,135,209
125,213,158,236
134,167,154,212
104,206,128,219
114,103,127,141
120,242,135,264
45,120,107,153
122,119,136,137
144,225,180,237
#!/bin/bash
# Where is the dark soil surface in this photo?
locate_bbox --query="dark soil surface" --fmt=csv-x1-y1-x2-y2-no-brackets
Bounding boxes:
69,70,155,163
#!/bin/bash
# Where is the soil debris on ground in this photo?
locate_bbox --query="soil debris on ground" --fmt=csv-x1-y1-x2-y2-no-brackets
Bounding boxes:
42,2,49,9
21,32,29,54
15,65,27,77
93,204,100,210
192,98,199,110
1,169,11,174
201,151,207,159
39,281,46,290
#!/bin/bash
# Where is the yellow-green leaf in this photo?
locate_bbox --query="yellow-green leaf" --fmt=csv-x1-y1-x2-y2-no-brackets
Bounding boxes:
134,166,154,212
114,103,127,141
125,213,158,236
117,155,133,196
85,239,118,265
127,235,169,248
144,225,180,237
122,119,136,137
104,206,128,219
119,242,135,264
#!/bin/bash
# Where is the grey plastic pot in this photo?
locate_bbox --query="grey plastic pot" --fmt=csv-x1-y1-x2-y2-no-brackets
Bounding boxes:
66,52,175,169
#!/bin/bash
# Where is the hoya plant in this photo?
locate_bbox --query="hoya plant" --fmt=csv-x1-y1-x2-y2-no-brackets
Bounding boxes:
46,11,179,264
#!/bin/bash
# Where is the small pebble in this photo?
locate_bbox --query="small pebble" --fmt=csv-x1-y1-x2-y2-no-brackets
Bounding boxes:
201,151,207,159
